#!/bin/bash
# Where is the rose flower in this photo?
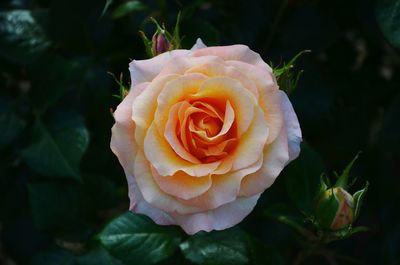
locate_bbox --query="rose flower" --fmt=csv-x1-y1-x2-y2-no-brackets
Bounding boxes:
110,39,302,234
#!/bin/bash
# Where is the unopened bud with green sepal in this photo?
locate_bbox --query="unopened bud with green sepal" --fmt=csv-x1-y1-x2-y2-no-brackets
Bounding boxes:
313,154,368,232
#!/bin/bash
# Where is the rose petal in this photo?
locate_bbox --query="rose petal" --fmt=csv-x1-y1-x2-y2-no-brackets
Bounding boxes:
134,149,203,214
171,194,260,234
129,50,189,86
226,60,283,143
238,127,289,197
110,82,149,173
192,45,272,72
190,38,207,51
152,167,212,200
144,123,221,177
131,74,179,144
190,77,256,137
280,91,302,162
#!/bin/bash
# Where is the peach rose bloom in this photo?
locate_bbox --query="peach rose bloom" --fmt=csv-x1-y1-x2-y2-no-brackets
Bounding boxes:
110,39,302,234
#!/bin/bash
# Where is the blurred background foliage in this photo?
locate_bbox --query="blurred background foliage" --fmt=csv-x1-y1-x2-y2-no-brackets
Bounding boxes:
0,0,400,264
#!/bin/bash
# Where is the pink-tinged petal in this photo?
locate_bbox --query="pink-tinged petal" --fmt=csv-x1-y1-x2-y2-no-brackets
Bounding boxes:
190,38,207,51
152,168,212,200
171,194,260,234
126,173,175,226
110,82,149,174
226,60,283,143
192,45,272,72
280,91,302,162
178,156,263,210
158,55,224,76
131,74,179,144
129,50,189,86
191,77,256,137
185,62,259,98
144,123,221,177
239,127,289,197
134,150,203,214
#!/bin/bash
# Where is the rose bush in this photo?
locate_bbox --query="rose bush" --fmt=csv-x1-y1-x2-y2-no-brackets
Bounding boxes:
110,39,302,234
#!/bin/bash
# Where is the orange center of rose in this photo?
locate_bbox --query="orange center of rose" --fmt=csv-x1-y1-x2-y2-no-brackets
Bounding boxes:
172,99,237,163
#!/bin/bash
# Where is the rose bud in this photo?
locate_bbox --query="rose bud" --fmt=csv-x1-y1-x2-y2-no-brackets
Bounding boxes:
315,187,355,231
151,31,170,56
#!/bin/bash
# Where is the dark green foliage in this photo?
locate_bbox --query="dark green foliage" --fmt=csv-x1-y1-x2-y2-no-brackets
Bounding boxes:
180,228,249,265
98,212,182,265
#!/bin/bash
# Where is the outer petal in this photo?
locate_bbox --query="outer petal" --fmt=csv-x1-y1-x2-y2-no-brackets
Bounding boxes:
226,60,283,144
134,149,203,214
192,45,272,72
171,194,260,235
131,74,179,144
129,50,189,86
191,38,207,51
110,82,149,174
238,125,289,197
280,91,302,162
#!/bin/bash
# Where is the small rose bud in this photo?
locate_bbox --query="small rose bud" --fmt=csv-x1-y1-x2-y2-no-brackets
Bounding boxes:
315,187,355,231
151,31,170,56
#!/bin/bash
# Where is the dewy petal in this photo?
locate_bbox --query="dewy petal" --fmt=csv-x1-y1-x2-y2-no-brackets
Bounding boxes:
152,168,212,200
171,194,260,235
129,50,189,86
238,126,289,197
144,123,221,177
131,74,179,145
192,44,273,72
280,91,302,162
190,38,207,51
191,77,256,137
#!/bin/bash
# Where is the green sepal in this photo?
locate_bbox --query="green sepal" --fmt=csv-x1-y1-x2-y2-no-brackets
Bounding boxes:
108,72,129,101
139,30,154,58
272,50,310,94
353,181,369,219
315,188,340,230
334,152,361,188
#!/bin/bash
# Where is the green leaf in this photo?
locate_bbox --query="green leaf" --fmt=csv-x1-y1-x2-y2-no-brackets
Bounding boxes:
0,10,51,64
21,111,89,179
112,0,147,19
27,54,77,112
28,181,83,232
284,142,326,214
180,227,250,265
353,182,369,219
31,248,76,265
0,100,26,148
376,0,400,48
98,212,181,265
78,246,123,265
